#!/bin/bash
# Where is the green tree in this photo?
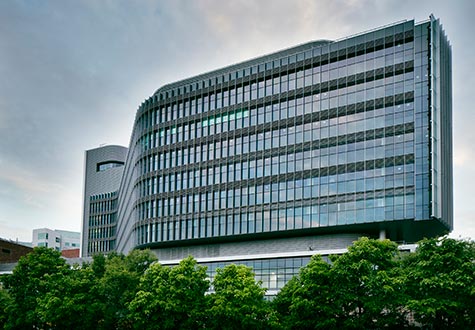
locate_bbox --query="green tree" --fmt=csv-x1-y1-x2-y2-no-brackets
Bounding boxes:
0,283,12,328
97,249,157,329
35,264,103,329
91,252,107,277
273,255,336,329
2,247,70,329
208,264,277,330
330,237,406,329
22,250,156,329
128,256,209,329
276,238,406,329
403,236,475,329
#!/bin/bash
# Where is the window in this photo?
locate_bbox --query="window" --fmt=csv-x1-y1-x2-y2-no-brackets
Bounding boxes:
38,232,48,239
97,161,124,172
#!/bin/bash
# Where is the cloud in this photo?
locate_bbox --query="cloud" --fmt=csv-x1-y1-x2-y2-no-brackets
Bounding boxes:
0,164,64,210
0,0,474,242
0,219,32,242
453,144,474,167
451,208,475,240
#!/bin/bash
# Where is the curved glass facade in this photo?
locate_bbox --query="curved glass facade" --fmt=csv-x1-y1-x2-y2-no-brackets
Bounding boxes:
85,17,452,273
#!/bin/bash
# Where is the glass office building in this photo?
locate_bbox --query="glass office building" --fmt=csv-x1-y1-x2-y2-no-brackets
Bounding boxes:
84,16,452,292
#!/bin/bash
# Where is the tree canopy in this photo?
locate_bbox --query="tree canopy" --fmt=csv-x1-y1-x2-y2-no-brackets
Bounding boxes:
2,247,70,329
403,236,475,329
0,247,157,329
1,236,473,329
208,264,277,329
128,256,209,329
273,254,335,329
274,238,407,329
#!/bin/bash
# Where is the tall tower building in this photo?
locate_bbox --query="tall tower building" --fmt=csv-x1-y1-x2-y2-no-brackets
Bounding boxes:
81,145,127,257
83,16,452,293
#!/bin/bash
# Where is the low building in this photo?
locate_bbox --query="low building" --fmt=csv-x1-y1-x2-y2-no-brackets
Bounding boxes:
61,248,80,258
0,238,33,275
0,238,33,263
32,228,80,252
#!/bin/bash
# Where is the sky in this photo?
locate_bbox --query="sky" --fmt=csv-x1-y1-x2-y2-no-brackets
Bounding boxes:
0,0,473,243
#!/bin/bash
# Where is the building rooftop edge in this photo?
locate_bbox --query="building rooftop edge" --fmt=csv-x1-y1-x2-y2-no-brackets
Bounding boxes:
153,39,332,97
85,144,128,152
149,16,432,98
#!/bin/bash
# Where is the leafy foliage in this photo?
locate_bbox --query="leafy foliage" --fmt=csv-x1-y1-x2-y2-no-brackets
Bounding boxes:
0,283,12,328
403,236,475,329
1,247,156,329
35,264,103,329
273,255,336,329
275,238,407,329
96,249,157,329
2,247,70,329
128,256,209,329
329,237,407,329
208,264,277,330
1,237,473,329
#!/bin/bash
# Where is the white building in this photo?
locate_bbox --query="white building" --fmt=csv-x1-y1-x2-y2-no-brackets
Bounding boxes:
32,228,80,251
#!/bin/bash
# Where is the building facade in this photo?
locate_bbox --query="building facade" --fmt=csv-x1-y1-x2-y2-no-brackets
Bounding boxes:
0,238,33,275
83,16,452,292
0,238,33,264
32,228,81,252
56,230,81,251
81,145,128,257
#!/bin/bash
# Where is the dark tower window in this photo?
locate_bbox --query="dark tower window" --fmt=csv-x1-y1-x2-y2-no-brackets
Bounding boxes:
97,161,124,172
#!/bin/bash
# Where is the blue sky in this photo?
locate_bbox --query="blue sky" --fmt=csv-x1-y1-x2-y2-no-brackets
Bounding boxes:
0,0,473,242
